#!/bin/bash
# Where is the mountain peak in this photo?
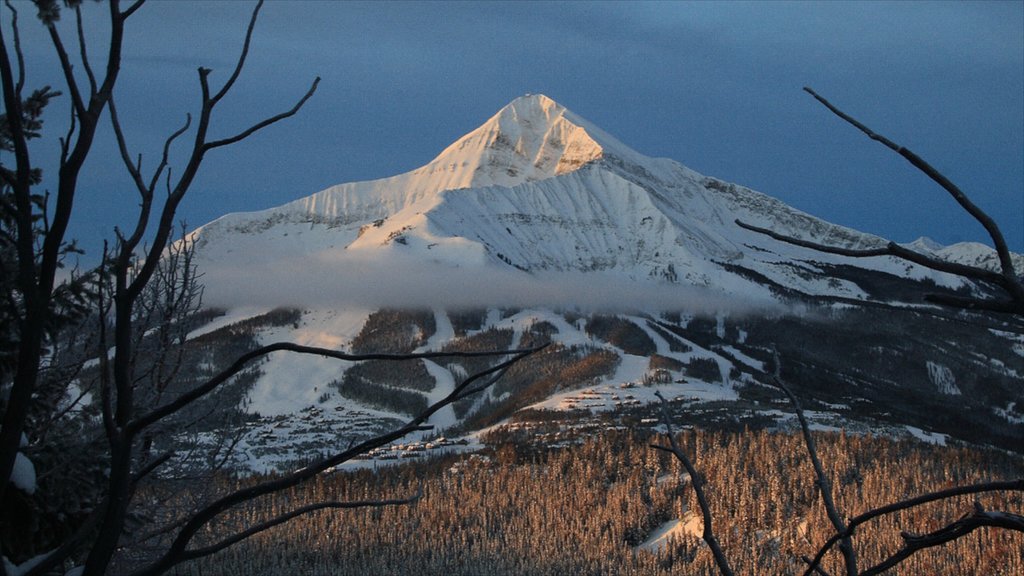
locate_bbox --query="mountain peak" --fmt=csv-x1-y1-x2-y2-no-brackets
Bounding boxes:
417,94,636,190
502,93,560,113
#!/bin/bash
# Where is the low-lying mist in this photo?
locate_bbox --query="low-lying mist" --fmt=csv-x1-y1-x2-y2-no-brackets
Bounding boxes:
199,250,780,315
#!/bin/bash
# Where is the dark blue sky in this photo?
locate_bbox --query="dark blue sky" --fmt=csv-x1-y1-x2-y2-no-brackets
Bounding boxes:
11,0,1024,260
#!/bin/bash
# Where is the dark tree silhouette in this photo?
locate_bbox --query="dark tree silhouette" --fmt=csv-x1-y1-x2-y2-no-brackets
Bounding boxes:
1,2,540,575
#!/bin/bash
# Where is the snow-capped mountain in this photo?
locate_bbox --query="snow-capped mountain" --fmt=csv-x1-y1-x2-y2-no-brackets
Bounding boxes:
176,95,1023,471
191,93,1010,310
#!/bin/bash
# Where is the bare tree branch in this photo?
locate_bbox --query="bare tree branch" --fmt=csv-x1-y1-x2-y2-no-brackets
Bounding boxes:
770,352,857,575
799,556,833,576
107,95,192,253
859,504,1024,576
734,220,1009,290
3,0,25,93
131,451,174,487
178,491,422,562
210,0,263,105
130,342,543,435
121,0,147,21
650,391,735,576
130,345,545,576
736,87,1024,315
43,21,87,118
801,478,1024,576
127,74,318,303
203,76,320,151
802,86,1022,299
74,4,98,97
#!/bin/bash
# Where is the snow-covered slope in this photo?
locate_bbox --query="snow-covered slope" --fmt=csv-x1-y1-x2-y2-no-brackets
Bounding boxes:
191,93,1009,309
173,95,1024,472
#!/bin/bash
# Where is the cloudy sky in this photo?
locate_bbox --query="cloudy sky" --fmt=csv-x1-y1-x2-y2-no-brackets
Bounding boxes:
11,0,1024,261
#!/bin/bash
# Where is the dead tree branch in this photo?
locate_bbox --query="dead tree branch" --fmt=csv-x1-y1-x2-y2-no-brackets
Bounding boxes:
128,345,545,576
770,352,858,575
736,87,1024,314
129,343,539,435
650,391,735,576
801,478,1024,576
859,503,1024,576
178,490,424,562
801,87,1021,297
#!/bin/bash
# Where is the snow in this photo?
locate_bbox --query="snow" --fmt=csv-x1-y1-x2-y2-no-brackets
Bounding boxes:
10,452,36,495
718,345,764,371
926,361,961,396
2,552,48,576
637,512,703,552
530,378,737,414
187,306,273,339
905,237,1024,276
904,425,948,446
1,551,80,576
994,402,1024,425
243,308,371,417
161,94,1023,472
421,359,456,431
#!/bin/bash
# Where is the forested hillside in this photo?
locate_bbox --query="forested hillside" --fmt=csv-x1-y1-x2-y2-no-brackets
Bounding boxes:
165,430,1023,575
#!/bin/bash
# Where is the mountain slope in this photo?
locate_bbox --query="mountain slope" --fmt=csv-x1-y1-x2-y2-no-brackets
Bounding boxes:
175,95,1023,470
192,93,1013,310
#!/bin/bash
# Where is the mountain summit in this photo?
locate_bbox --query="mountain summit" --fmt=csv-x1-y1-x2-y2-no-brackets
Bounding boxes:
422,93,629,189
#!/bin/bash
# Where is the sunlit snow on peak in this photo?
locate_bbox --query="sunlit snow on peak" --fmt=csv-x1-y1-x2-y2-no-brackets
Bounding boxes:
422,93,611,190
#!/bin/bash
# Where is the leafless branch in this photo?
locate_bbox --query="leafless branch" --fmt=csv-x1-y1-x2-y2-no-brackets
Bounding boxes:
130,342,542,435
859,504,1024,576
43,22,87,118
734,220,1008,289
210,0,263,105
736,87,1024,314
131,451,174,487
127,68,318,303
130,345,544,576
177,491,422,562
801,478,1024,576
74,4,98,97
121,0,146,20
650,391,735,576
799,556,833,576
770,352,857,574
203,76,320,151
802,87,1021,298
3,0,25,93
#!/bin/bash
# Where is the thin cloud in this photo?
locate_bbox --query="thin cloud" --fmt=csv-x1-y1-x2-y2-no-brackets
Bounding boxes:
200,250,779,315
